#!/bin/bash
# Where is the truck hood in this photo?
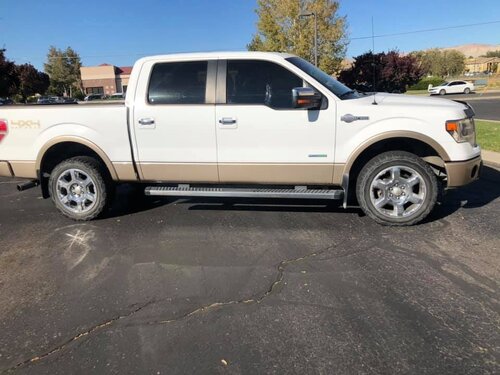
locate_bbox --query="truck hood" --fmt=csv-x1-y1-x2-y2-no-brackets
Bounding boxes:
366,92,463,108
352,92,469,113
343,92,472,122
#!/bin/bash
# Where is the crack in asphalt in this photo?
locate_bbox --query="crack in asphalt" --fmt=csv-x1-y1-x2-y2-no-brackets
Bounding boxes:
4,239,347,372
2,300,157,373
149,242,343,326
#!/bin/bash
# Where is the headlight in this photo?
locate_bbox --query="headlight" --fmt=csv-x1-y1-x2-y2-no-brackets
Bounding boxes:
446,118,476,146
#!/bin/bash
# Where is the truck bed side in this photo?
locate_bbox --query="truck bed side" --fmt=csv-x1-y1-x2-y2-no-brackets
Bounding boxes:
0,104,136,181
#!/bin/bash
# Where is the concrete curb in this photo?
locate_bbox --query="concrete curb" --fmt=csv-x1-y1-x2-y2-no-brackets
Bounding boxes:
476,119,500,123
482,150,500,168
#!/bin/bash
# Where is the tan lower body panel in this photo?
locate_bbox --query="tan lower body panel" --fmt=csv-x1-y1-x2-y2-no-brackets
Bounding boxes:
0,161,14,177
136,162,339,185
332,164,345,185
112,162,138,181
10,161,37,178
218,163,333,185
138,163,219,183
445,156,482,187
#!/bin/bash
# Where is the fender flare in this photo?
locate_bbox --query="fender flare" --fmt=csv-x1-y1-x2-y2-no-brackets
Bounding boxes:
342,130,451,177
36,136,118,180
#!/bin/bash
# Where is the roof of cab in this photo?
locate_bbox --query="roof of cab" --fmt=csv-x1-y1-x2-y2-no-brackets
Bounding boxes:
135,51,296,65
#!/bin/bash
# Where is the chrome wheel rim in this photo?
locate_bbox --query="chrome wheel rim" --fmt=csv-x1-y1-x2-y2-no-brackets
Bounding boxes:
369,166,426,219
56,169,97,213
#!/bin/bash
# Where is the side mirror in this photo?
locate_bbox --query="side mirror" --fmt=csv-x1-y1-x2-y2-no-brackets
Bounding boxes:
292,87,322,109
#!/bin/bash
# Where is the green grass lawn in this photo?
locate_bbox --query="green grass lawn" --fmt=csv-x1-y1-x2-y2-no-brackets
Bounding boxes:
405,89,429,95
476,120,500,152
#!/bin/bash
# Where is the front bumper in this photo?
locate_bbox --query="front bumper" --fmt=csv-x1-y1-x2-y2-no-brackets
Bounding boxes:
445,155,482,187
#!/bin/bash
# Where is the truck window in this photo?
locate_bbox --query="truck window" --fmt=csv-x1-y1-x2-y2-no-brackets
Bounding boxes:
226,60,303,109
148,61,208,104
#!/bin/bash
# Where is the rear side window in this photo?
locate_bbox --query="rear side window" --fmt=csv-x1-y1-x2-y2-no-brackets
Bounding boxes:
226,60,303,109
148,61,208,104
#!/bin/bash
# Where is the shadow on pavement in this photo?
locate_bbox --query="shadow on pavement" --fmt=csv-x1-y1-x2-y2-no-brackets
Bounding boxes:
102,166,500,223
425,165,500,223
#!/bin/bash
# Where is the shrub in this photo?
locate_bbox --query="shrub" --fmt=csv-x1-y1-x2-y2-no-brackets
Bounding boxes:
409,77,445,90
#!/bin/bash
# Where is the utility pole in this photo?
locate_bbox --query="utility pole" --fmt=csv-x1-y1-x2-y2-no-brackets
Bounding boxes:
299,12,317,66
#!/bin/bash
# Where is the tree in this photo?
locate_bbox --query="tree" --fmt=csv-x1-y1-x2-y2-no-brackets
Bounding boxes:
0,49,19,98
16,64,50,102
442,50,465,76
411,49,465,77
248,0,347,75
44,46,83,97
338,50,424,93
483,50,500,58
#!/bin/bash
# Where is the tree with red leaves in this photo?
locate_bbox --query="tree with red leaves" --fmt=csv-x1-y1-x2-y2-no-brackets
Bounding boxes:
16,64,50,102
339,50,424,93
0,49,19,98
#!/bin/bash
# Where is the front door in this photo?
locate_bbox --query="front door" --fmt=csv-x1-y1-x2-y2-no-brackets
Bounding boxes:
215,59,336,184
133,59,218,182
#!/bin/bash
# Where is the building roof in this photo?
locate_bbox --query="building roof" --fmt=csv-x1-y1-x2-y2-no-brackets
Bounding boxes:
465,57,500,64
117,66,133,75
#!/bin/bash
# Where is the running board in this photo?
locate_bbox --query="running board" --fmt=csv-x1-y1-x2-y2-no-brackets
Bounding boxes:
145,185,344,200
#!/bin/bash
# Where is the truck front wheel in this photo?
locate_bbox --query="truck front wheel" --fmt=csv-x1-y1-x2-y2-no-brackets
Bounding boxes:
356,151,438,226
48,156,113,220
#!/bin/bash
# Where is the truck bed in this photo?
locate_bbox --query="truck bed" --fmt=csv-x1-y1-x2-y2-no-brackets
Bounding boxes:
0,103,133,177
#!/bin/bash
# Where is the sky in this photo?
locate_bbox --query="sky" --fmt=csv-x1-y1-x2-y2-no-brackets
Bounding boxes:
1,0,500,70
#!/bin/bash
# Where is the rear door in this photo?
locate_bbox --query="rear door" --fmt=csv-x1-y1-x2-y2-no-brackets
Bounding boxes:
132,59,218,182
214,59,336,185
449,81,464,94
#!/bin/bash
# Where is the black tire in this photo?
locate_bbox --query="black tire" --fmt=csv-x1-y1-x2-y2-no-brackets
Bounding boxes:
48,156,113,220
439,89,446,95
356,151,438,226
464,88,471,94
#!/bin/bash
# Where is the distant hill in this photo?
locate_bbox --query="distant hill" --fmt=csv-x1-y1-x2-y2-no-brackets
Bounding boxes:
440,44,500,58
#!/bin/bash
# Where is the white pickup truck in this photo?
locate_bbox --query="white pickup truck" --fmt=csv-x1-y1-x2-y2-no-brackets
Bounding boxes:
0,52,482,225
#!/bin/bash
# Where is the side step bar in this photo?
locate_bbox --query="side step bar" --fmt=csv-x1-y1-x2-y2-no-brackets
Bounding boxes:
145,185,344,200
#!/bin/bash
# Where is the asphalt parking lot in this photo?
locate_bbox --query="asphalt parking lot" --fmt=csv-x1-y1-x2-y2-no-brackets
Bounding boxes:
0,167,499,374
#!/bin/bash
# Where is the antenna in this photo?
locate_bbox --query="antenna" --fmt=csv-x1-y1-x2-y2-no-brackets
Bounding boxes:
371,16,378,105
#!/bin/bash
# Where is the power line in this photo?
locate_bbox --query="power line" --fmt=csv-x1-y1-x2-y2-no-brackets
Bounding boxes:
351,20,500,40
9,20,500,61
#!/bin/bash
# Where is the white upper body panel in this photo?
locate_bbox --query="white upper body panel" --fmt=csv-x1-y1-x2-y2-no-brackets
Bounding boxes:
0,51,480,175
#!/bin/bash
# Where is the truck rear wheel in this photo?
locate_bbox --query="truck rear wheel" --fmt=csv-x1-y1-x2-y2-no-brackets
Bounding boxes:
356,151,438,226
49,156,113,220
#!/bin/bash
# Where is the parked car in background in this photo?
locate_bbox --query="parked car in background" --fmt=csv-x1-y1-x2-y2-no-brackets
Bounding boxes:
84,94,104,101
108,93,125,100
37,96,78,104
428,81,475,95
0,98,14,105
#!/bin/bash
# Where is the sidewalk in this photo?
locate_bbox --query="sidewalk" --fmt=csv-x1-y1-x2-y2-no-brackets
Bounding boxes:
482,150,500,168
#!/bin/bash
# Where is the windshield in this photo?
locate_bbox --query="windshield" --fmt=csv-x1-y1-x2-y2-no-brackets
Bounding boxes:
440,82,449,86
286,56,359,99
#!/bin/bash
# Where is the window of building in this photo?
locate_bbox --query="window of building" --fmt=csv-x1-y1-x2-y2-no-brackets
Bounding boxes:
226,60,303,109
148,61,208,104
86,87,104,94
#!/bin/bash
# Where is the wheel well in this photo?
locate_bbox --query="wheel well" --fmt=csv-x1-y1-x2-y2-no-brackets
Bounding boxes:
39,142,112,198
347,137,442,200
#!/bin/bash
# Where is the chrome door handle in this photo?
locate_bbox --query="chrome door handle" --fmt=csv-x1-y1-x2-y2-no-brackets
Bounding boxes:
139,118,155,125
340,114,369,123
219,117,237,125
